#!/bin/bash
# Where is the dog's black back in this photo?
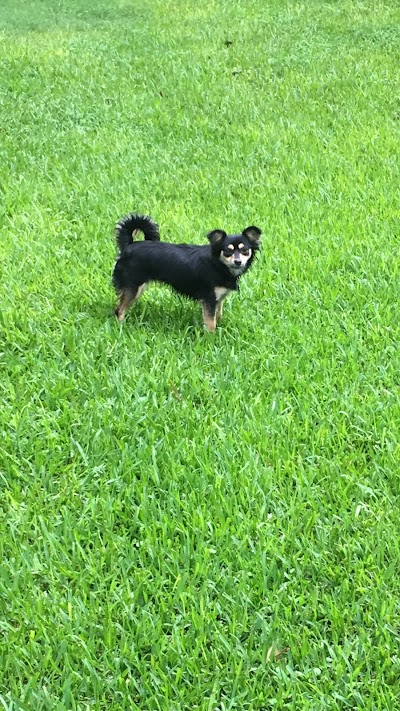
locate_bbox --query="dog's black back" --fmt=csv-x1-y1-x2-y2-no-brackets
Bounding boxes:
114,241,242,301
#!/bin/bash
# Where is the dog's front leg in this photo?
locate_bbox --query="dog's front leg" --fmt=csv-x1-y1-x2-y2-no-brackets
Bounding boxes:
201,300,217,332
216,300,224,321
214,288,230,322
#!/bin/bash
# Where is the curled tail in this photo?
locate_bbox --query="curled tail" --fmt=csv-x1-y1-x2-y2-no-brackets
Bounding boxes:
115,212,160,253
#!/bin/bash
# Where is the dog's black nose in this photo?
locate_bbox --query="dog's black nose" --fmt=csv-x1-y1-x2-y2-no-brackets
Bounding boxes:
234,259,242,266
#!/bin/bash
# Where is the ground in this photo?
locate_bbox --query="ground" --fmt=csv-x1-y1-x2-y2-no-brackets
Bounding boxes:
0,0,400,708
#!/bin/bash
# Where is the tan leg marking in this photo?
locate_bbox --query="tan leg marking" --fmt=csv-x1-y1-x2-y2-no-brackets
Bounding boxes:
134,284,147,302
214,287,230,301
216,300,224,321
115,283,147,321
116,290,135,321
202,303,216,332
214,287,231,322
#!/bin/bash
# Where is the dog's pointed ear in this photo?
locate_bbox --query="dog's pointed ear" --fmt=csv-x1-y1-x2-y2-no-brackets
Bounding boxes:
207,229,227,246
242,226,262,247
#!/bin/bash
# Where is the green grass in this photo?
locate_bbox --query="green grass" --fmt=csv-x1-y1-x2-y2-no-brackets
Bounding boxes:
1,0,400,708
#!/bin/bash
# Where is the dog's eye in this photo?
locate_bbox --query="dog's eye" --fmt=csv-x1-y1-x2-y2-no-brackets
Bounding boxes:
240,247,250,255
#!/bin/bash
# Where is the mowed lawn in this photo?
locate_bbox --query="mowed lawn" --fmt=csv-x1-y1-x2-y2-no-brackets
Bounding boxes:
1,0,400,708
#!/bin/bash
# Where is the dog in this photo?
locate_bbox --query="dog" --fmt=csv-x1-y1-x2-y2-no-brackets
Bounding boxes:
112,212,261,331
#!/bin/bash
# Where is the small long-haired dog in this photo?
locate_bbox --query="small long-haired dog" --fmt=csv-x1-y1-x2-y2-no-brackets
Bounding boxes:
112,212,261,331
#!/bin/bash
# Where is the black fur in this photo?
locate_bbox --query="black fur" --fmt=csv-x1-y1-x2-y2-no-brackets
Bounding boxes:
115,212,160,253
113,212,261,331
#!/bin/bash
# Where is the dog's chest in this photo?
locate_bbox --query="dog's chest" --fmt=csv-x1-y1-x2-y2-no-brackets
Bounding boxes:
214,287,231,302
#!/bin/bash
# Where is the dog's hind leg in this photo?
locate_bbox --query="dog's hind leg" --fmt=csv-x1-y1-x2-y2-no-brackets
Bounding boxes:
115,289,135,321
115,284,146,321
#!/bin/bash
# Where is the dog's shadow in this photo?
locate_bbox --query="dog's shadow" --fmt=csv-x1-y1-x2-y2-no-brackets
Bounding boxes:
89,297,202,336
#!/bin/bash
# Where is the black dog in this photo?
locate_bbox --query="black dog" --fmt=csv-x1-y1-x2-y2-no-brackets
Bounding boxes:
113,212,261,331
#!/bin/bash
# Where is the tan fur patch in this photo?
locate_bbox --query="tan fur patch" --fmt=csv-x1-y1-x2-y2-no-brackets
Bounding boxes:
202,303,216,332
220,252,235,268
116,290,135,321
214,287,230,301
134,284,147,301
219,248,252,274
215,288,232,321
116,284,146,320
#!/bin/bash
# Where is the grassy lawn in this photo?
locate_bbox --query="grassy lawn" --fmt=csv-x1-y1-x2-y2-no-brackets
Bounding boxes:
1,0,400,708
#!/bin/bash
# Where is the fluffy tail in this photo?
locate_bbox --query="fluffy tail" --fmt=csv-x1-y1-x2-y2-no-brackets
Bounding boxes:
115,212,160,253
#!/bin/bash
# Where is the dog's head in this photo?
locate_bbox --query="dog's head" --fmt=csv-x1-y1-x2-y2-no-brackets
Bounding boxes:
207,226,262,276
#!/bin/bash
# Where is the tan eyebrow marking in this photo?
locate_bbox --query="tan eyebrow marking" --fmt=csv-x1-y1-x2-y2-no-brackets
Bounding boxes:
227,244,234,251
238,242,244,249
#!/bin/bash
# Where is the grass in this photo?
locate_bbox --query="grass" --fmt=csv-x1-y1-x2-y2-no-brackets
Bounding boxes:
1,0,400,708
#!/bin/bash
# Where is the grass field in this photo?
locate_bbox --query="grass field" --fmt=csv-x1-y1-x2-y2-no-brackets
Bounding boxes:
1,0,400,708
